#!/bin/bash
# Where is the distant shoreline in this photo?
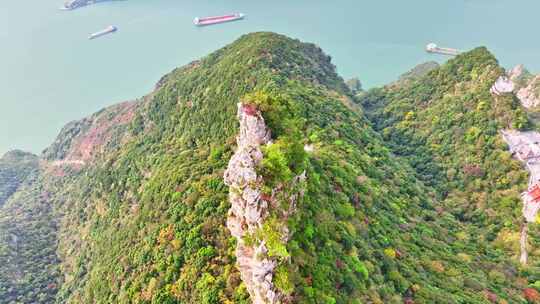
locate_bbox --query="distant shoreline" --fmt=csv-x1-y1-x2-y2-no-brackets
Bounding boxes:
60,0,119,11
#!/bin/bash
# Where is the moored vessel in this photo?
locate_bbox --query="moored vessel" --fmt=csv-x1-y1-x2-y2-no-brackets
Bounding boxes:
426,43,460,56
88,25,117,40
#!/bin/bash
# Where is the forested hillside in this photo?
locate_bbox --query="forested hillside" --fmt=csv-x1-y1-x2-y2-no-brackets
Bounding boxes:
360,48,540,300
2,33,540,304
0,150,39,206
0,152,59,303
359,47,531,248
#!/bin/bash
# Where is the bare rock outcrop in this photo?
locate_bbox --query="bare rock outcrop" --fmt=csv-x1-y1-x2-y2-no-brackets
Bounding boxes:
490,76,514,95
225,102,307,303
508,64,526,81
498,64,540,108
501,129,540,264
516,75,540,108
224,103,279,304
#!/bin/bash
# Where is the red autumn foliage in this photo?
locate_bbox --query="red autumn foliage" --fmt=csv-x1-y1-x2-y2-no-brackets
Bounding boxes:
523,288,540,303
484,290,497,303
305,276,312,286
403,299,414,304
463,164,483,177
529,183,540,201
335,259,345,269
352,193,360,207
260,193,272,202
66,101,136,162
241,104,258,116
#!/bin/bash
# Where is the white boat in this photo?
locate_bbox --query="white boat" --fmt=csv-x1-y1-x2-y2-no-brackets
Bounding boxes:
88,25,117,40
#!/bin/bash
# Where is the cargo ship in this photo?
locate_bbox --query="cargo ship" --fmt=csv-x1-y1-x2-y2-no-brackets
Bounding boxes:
193,13,245,26
88,25,117,40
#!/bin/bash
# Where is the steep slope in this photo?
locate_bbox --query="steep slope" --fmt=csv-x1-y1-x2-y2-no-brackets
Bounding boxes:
3,33,539,304
359,47,540,280
0,154,59,303
395,61,440,85
0,150,39,206
47,32,361,303
46,34,531,303
508,64,540,109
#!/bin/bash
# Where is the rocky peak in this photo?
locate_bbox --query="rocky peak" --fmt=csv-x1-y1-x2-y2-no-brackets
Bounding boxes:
495,64,540,108
516,75,540,108
508,64,526,81
224,103,277,304
224,102,306,303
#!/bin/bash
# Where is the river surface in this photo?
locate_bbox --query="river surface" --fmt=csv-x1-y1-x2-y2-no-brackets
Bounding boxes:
1,0,540,154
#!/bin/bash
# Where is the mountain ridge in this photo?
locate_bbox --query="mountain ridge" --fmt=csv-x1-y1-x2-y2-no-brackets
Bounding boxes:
2,32,540,303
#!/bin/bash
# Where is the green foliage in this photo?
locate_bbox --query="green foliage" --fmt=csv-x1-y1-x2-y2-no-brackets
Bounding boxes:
261,142,293,185
259,217,290,259
0,173,59,304
359,47,535,302
43,32,348,303
274,264,294,295
0,150,39,206
3,33,537,304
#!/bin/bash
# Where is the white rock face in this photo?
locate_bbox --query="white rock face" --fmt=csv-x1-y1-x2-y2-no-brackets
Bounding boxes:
501,130,540,221
501,129,540,264
224,103,280,304
522,192,540,222
516,75,540,108
502,64,540,108
490,76,514,95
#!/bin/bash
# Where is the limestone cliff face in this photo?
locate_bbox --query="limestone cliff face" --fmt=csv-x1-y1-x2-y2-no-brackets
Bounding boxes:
507,64,540,108
224,103,279,304
500,129,540,264
224,102,305,304
516,76,540,108
490,76,514,95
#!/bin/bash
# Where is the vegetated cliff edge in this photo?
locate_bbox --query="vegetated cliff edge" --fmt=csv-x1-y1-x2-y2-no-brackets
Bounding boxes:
0,150,39,206
0,150,59,303
2,33,540,304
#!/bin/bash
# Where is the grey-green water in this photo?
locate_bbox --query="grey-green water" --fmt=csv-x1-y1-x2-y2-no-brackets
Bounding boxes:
2,0,539,155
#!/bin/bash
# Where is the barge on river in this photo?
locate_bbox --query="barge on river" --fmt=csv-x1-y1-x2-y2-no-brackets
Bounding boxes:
193,13,245,26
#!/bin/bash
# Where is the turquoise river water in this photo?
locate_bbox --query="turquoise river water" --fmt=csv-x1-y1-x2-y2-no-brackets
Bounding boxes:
1,0,539,154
